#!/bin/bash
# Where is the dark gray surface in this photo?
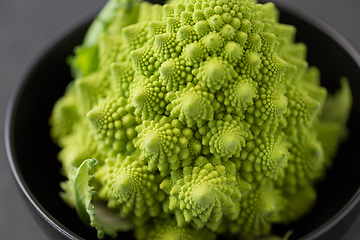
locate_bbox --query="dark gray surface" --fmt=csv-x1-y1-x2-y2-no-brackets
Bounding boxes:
1,0,360,239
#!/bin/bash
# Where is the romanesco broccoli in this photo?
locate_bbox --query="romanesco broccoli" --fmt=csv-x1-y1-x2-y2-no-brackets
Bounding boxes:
49,0,352,239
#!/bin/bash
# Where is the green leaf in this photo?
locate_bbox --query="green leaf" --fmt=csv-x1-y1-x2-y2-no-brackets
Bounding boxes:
73,158,98,225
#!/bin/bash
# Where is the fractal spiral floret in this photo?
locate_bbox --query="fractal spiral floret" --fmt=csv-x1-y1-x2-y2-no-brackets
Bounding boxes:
50,0,352,239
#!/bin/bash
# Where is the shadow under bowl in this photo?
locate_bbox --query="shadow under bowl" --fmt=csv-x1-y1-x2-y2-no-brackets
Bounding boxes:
5,1,360,239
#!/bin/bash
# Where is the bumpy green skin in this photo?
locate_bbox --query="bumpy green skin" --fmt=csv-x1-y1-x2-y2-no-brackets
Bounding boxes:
50,0,352,239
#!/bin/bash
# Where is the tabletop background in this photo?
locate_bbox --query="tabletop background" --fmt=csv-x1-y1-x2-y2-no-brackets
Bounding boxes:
1,0,360,239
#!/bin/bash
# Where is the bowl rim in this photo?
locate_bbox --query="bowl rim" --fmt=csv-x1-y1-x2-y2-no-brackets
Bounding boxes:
5,1,360,240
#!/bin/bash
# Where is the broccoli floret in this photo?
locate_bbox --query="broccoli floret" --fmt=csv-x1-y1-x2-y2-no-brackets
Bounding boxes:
50,0,352,239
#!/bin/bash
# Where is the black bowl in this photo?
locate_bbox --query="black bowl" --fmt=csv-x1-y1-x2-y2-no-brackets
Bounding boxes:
5,1,360,239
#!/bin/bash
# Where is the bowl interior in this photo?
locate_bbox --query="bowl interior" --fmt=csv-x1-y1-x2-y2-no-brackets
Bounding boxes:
7,2,360,240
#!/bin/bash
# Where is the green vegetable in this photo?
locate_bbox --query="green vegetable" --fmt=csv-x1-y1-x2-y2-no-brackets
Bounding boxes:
50,0,352,239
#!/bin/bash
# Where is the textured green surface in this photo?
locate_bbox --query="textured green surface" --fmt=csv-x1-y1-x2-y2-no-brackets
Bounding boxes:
50,0,352,239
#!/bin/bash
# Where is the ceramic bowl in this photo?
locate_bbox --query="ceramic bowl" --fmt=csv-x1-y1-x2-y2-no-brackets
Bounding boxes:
6,1,360,239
